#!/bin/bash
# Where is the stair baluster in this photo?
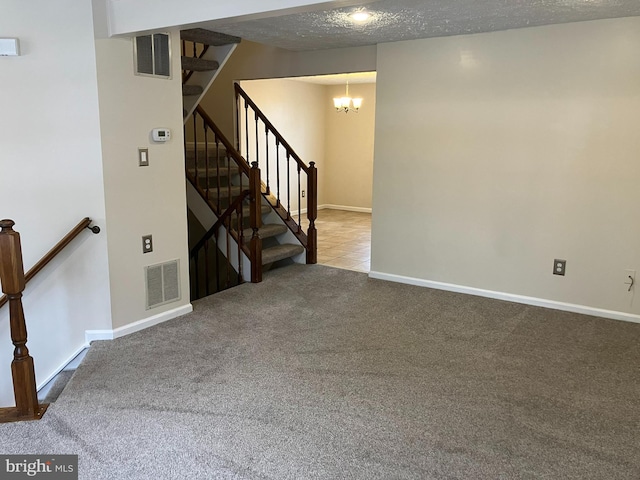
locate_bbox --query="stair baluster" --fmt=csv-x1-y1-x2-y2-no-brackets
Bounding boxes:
265,128,271,195
297,163,302,232
234,82,317,265
276,138,281,206
250,162,263,282
286,152,291,219
307,162,318,264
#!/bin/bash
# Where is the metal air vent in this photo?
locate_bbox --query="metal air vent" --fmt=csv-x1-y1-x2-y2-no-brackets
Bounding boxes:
145,260,180,309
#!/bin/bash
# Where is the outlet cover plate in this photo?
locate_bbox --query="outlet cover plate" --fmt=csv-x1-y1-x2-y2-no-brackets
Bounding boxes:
553,259,566,276
142,235,153,254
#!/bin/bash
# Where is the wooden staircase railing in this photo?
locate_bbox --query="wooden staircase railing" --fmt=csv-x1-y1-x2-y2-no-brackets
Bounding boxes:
0,217,100,423
189,182,261,297
185,106,263,285
234,82,317,264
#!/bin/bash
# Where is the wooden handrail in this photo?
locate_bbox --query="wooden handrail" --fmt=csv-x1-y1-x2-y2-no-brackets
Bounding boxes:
234,82,309,174
185,107,263,284
190,191,250,257
195,105,251,177
0,219,99,422
234,83,317,265
0,217,100,309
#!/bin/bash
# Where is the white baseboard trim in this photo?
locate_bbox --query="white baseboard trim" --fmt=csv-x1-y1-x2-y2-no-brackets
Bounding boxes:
368,271,640,325
320,204,372,213
290,205,372,217
37,345,87,393
85,304,193,343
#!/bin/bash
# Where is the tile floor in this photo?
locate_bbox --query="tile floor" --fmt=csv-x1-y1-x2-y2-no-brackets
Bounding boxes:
303,209,371,273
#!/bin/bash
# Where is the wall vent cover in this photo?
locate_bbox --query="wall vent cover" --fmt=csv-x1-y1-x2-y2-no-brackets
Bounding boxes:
134,33,171,78
145,260,180,309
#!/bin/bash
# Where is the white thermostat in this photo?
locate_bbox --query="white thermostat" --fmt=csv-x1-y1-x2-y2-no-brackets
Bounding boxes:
0,38,20,56
152,128,171,142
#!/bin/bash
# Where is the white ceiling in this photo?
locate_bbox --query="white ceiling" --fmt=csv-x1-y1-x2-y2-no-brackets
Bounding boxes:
203,0,640,51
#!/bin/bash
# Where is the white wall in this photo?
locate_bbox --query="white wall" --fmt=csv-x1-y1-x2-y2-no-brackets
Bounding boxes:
372,17,640,320
95,32,192,329
0,0,112,406
325,83,376,210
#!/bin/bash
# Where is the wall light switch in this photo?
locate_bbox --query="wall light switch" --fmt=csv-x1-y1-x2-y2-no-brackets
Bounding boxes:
139,148,149,167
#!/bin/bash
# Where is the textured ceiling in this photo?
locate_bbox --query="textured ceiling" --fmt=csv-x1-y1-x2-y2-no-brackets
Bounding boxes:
205,0,640,51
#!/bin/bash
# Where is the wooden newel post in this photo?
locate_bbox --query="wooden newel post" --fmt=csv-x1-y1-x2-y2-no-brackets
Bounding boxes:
306,162,318,264
249,162,263,283
0,219,48,423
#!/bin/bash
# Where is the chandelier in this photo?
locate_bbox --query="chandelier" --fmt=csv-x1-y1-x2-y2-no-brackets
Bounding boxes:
333,80,362,113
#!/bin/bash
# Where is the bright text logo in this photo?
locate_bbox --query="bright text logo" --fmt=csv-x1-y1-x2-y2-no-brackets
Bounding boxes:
1,456,77,479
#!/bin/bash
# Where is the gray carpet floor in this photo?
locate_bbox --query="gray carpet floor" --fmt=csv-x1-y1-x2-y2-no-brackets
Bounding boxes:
1,264,639,479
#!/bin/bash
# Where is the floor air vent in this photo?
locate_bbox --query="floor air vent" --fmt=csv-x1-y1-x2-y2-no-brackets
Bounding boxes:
145,260,180,309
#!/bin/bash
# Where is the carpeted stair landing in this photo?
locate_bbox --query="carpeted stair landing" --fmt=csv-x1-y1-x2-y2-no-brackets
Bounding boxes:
1,265,639,479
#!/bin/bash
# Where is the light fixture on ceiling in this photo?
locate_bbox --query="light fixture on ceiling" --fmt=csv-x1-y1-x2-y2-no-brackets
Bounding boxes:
350,9,372,23
333,79,362,113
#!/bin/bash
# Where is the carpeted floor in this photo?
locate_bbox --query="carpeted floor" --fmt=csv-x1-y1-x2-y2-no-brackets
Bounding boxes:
1,264,639,479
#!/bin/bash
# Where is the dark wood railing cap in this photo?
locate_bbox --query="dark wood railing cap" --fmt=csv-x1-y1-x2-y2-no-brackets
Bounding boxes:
0,219,16,231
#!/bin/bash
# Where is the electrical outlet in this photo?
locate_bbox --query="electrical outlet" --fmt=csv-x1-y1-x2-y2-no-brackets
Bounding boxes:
553,259,566,276
624,269,635,292
139,148,149,167
142,235,153,254
301,190,305,198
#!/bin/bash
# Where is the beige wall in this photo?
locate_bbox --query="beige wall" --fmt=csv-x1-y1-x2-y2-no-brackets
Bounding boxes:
201,40,376,140
325,83,376,210
95,32,191,329
240,79,377,211
372,17,640,318
239,79,327,209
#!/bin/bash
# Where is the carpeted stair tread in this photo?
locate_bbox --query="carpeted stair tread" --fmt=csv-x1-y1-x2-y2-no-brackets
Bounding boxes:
243,204,271,217
187,166,232,177
226,203,270,221
206,185,243,198
185,150,231,164
181,56,220,72
242,223,288,243
262,243,305,265
180,29,241,46
183,85,204,96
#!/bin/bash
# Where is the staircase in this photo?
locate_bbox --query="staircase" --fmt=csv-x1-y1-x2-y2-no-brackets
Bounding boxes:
180,29,316,300
180,29,239,119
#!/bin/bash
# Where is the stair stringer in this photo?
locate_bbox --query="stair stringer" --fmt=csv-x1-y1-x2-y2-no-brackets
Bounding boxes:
183,43,237,122
186,181,251,280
